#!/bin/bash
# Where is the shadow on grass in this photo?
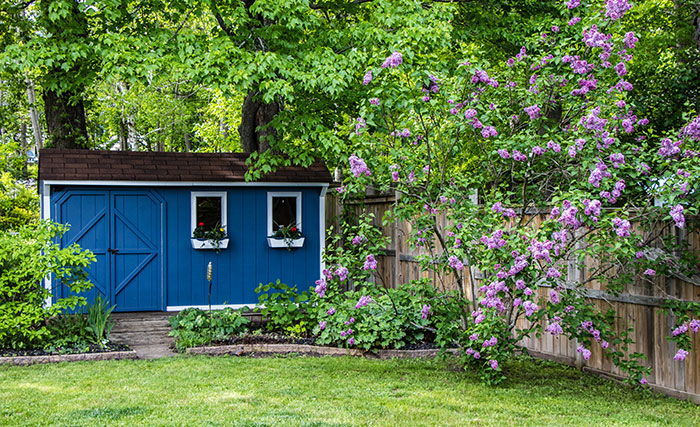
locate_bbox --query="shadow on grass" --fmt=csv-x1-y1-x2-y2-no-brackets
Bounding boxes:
66,406,150,421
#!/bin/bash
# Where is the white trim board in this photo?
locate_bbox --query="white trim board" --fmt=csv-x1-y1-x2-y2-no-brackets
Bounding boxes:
41,182,52,308
166,304,259,312
41,180,330,188
267,191,302,235
190,191,228,235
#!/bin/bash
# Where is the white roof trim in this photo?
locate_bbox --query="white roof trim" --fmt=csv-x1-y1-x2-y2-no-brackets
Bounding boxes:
41,180,330,188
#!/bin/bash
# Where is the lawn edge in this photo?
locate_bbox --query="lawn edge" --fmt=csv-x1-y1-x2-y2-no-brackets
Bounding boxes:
0,350,138,366
185,343,459,359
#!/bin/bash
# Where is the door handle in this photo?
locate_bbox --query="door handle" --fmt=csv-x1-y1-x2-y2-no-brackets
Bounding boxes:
108,248,119,254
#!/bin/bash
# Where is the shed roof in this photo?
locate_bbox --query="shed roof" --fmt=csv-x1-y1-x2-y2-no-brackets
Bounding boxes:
39,149,332,184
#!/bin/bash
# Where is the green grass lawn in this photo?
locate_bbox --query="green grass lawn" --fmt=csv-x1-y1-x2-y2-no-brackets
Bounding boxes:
0,355,698,426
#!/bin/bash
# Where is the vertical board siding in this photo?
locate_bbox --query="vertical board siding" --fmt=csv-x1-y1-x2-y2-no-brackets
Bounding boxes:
51,185,323,311
334,192,700,401
159,186,322,307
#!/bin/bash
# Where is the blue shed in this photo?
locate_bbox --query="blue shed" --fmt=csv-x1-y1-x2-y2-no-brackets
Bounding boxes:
38,149,331,312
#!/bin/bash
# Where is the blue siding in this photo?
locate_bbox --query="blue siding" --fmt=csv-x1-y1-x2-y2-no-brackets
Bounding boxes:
52,184,324,310
158,186,322,307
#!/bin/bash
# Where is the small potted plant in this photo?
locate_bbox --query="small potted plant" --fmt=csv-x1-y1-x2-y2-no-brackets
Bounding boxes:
191,222,229,250
267,223,304,249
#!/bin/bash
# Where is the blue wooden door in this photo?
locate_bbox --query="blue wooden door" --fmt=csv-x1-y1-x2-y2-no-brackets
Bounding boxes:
110,192,163,311
55,190,110,305
54,189,164,312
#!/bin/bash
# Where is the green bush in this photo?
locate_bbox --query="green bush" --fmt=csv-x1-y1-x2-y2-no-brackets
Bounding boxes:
168,307,250,352
255,280,312,336
0,221,95,349
44,313,93,352
0,172,38,232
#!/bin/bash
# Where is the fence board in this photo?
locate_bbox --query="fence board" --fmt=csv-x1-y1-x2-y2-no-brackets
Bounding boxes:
328,193,700,401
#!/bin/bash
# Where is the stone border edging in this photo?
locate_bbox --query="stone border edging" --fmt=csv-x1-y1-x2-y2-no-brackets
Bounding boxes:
0,350,138,366
186,343,456,359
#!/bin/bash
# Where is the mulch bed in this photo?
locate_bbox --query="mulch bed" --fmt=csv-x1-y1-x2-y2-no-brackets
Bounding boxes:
211,332,439,351
185,333,452,359
0,343,130,358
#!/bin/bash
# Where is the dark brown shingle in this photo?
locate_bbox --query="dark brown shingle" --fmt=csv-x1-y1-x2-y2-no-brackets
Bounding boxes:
39,149,332,184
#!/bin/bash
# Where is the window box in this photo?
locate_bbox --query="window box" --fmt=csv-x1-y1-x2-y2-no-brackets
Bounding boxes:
267,237,305,249
191,238,230,250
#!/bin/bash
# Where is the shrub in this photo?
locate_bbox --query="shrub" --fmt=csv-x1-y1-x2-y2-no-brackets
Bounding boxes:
255,280,312,336
0,172,38,232
168,307,250,352
0,221,95,349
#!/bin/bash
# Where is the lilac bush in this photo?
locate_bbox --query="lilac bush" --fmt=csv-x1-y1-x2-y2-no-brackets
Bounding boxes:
332,0,699,384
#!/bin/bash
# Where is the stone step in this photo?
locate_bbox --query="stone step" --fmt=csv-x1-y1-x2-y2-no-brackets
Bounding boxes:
111,325,172,334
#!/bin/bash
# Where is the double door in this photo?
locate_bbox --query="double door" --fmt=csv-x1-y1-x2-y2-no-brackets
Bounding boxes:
53,189,164,312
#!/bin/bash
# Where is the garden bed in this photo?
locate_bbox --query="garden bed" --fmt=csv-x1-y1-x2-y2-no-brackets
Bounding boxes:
0,344,137,366
185,342,455,359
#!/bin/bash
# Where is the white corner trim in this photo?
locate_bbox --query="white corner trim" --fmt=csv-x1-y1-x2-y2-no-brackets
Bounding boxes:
191,191,228,235
166,304,260,312
319,186,327,278
42,182,52,308
267,191,302,235
42,180,330,188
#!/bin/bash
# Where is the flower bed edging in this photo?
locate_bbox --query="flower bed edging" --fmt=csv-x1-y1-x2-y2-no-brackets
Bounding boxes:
185,343,458,359
0,350,138,366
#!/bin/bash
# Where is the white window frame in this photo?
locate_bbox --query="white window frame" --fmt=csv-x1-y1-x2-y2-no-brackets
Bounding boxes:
267,191,302,236
191,191,228,235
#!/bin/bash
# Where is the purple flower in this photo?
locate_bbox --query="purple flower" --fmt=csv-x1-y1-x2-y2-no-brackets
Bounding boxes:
512,150,527,162
552,25,560,32
469,333,479,341
577,345,591,360
674,349,689,361
624,32,638,49
481,126,498,138
335,266,349,281
524,105,542,120
640,377,648,385
568,16,581,26
362,70,373,85
547,322,563,336
327,307,336,315
369,97,380,105
448,255,464,271
473,351,481,359
345,317,355,325
381,51,403,68
566,0,580,8
690,319,700,333
522,300,538,317
421,304,431,319
351,235,366,245
363,254,377,271
549,289,560,304
547,140,561,153
532,146,545,156
605,0,631,20
497,149,510,159
349,154,371,177
319,320,327,331
643,269,655,276
673,324,688,336
314,278,327,298
612,217,631,237
489,359,499,370
347,337,355,345
546,267,561,278
670,204,685,228
355,295,372,309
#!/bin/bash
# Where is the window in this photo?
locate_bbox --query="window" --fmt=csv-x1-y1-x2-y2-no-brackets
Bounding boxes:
267,192,302,235
191,192,227,234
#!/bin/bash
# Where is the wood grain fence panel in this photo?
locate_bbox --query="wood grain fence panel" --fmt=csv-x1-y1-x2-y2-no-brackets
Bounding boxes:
329,193,699,400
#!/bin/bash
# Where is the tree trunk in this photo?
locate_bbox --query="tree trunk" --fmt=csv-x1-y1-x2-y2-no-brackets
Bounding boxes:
184,132,191,152
26,79,43,151
238,89,281,153
20,121,28,172
43,77,89,149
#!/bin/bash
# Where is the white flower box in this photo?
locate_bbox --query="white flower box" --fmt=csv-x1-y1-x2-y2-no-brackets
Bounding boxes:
191,238,229,250
267,237,305,249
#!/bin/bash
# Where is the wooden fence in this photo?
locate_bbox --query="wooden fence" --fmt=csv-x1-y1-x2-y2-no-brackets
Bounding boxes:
325,191,700,403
